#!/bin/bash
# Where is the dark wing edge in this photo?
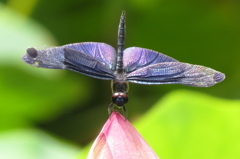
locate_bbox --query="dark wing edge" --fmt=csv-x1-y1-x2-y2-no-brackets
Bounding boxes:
22,47,66,69
126,62,225,87
63,48,115,80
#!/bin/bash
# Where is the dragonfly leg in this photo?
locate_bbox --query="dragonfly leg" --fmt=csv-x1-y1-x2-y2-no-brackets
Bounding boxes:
108,103,128,118
123,105,126,113
122,105,128,119
108,103,114,115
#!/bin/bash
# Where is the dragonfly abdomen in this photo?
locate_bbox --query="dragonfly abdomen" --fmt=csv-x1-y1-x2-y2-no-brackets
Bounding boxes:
116,11,126,74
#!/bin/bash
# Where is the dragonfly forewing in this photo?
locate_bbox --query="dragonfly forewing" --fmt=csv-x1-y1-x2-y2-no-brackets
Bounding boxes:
64,48,116,80
64,42,117,71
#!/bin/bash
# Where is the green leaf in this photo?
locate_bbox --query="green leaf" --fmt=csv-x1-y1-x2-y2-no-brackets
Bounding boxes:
0,129,80,159
135,90,240,159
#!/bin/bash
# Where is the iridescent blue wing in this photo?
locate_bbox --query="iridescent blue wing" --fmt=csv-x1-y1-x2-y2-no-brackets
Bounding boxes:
22,42,116,80
126,62,225,87
123,47,178,73
63,48,115,80
65,42,116,70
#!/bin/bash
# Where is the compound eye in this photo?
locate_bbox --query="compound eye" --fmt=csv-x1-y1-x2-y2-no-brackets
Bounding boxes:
112,92,128,106
116,96,124,103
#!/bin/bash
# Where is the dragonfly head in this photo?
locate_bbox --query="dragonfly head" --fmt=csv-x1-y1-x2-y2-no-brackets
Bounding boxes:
112,92,128,107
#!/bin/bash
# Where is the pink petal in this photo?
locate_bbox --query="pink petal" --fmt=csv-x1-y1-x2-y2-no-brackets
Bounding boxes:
87,111,159,159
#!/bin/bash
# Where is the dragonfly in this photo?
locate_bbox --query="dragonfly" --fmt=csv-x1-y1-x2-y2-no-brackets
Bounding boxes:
22,11,225,113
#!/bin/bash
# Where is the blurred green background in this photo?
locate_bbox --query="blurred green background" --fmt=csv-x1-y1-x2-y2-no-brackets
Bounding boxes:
0,0,239,159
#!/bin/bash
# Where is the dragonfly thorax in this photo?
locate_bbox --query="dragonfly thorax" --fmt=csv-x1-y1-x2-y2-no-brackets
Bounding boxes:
112,80,128,93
